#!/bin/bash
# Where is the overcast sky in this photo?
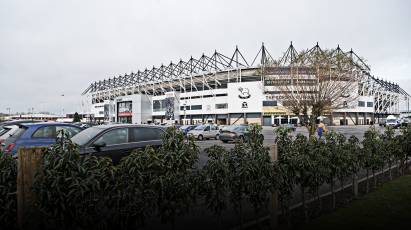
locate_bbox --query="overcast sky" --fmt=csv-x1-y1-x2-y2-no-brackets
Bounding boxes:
1,0,410,114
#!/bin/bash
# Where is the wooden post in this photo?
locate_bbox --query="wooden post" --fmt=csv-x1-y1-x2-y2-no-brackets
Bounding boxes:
269,144,278,229
17,147,46,229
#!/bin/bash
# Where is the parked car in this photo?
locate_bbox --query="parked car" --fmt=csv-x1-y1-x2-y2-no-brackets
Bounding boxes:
3,122,84,156
179,125,198,136
385,115,399,128
72,122,96,129
279,123,296,132
71,124,165,164
0,119,42,134
187,124,220,140
0,125,19,141
219,125,250,143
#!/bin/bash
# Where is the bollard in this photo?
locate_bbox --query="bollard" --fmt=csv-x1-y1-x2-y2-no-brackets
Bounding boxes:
269,144,278,229
17,147,46,229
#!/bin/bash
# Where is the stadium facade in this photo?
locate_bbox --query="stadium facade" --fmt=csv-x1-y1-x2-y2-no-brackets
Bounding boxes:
82,42,410,126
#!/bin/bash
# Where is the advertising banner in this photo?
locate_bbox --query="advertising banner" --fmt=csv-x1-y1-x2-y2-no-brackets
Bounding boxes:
118,101,132,117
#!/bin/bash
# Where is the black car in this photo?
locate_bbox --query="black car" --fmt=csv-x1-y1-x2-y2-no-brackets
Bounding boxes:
71,124,165,164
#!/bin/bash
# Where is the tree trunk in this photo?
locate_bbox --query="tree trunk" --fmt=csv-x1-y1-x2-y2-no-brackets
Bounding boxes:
317,188,322,212
366,169,369,193
352,174,358,198
301,186,308,223
340,178,344,202
389,160,392,181
331,180,336,210
372,169,377,188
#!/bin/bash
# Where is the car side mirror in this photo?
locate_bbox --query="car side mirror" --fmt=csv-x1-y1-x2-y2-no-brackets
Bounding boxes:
92,142,106,151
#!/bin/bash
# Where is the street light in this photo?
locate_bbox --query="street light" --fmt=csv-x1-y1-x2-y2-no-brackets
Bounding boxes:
183,101,187,125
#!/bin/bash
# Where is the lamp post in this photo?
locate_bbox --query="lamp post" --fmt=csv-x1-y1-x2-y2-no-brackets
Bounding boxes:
61,94,65,117
6,107,10,116
183,101,187,125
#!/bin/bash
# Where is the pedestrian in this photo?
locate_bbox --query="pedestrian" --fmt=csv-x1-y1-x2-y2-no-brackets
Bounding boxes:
317,117,328,138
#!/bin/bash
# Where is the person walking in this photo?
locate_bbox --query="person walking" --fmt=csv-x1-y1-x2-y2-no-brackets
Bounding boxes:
317,118,328,138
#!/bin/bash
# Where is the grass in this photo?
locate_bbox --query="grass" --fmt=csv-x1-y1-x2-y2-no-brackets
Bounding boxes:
301,174,411,230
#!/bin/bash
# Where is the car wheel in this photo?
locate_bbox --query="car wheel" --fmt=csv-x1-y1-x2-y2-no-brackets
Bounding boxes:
222,140,228,143
215,134,220,140
198,135,203,141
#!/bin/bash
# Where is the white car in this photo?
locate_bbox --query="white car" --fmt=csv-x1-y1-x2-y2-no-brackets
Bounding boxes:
187,124,220,140
0,125,19,150
385,115,399,128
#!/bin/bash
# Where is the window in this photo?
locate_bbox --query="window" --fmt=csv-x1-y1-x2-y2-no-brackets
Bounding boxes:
215,103,228,109
32,126,57,138
263,101,277,106
180,106,190,111
131,127,163,142
358,101,365,107
56,126,82,138
367,102,373,107
191,105,202,110
94,128,128,146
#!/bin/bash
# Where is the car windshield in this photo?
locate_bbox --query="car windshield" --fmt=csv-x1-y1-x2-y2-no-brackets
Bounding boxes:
180,125,191,129
71,127,104,146
194,125,206,130
387,119,397,123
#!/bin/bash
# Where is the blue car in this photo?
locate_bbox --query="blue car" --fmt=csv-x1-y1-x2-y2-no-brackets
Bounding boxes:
3,122,84,156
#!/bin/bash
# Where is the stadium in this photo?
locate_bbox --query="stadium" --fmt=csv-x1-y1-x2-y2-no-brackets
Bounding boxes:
82,42,410,126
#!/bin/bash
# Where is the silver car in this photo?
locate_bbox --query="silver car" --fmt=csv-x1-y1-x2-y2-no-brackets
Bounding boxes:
187,124,220,140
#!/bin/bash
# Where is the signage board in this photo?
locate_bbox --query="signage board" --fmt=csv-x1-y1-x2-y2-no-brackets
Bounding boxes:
227,82,264,113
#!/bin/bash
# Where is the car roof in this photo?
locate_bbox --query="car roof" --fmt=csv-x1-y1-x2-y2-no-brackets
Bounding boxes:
19,122,80,128
92,124,167,129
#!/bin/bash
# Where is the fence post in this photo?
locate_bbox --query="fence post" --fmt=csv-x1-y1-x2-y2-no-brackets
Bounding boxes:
17,147,46,229
269,144,278,229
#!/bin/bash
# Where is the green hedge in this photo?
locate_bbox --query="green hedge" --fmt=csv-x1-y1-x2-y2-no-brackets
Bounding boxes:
1,125,411,229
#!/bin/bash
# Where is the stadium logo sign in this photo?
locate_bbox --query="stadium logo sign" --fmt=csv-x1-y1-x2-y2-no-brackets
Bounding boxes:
242,102,248,108
238,87,251,99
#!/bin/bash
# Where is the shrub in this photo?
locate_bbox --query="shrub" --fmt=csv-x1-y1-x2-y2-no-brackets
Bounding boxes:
33,131,116,229
201,145,230,217
227,124,274,216
114,146,161,228
155,127,200,225
0,151,17,228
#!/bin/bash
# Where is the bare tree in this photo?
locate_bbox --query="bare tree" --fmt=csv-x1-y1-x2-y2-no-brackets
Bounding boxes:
263,44,366,136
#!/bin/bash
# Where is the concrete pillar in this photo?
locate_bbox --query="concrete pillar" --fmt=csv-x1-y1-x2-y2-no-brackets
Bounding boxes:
343,112,347,126
227,113,231,125
355,112,359,125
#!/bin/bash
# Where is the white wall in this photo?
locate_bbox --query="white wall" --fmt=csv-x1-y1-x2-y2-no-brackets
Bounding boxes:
115,94,153,124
